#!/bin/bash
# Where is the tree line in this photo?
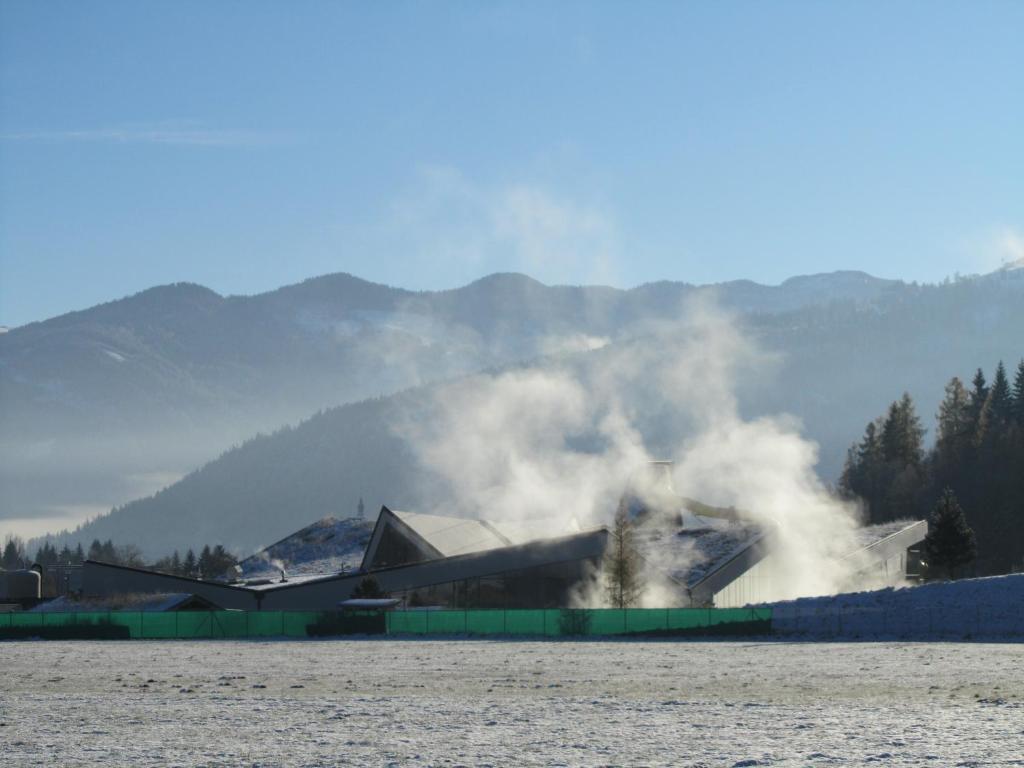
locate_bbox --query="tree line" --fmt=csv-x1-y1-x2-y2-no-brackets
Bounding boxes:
150,545,239,580
1,535,239,581
840,359,1024,575
3,536,88,571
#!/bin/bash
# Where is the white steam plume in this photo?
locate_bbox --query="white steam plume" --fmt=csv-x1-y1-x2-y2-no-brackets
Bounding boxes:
396,294,866,605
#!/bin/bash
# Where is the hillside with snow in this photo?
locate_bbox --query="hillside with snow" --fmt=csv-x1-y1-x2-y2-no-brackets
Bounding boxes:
237,517,374,578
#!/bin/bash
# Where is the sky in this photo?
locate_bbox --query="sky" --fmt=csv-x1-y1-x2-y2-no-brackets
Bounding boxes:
1,0,1023,328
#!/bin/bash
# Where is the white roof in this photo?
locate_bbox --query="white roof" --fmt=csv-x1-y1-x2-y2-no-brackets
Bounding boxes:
389,509,584,558
389,511,513,557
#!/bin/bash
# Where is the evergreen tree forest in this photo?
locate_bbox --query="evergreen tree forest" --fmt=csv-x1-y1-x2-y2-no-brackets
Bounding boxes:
51,537,241,581
840,360,1024,575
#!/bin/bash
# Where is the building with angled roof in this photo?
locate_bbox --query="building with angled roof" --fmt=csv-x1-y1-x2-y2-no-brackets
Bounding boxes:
78,471,927,611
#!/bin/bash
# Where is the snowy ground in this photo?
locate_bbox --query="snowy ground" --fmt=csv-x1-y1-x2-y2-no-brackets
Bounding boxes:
769,574,1024,639
2,639,1022,767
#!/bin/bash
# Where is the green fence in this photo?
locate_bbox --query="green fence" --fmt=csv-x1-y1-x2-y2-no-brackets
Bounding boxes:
386,607,771,637
0,607,771,640
0,610,330,640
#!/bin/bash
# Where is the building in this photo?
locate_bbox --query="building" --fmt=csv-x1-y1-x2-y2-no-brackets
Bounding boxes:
79,499,925,611
80,506,608,611
77,460,928,612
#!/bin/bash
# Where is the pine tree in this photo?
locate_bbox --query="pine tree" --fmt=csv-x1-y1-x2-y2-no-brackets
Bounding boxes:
1012,359,1024,425
988,361,1013,425
198,545,213,578
2,535,26,570
968,368,989,431
839,419,885,520
604,500,643,608
935,377,972,466
170,550,182,575
881,393,924,466
924,488,977,580
73,543,85,564
183,549,197,577
350,576,387,599
880,400,902,463
207,544,237,579
34,542,59,567
838,445,859,499
87,539,103,561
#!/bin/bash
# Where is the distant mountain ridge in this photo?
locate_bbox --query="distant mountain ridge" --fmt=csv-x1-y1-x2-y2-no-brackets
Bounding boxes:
2,269,898,435
6,267,1023,555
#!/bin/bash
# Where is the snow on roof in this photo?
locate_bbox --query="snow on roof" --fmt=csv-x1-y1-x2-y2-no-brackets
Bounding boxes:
638,516,927,594
30,593,201,613
851,519,923,551
484,516,583,545
389,511,515,557
241,573,339,591
638,516,767,589
240,516,373,578
391,510,585,555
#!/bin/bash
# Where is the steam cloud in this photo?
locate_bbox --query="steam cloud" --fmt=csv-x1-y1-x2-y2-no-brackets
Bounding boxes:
397,295,868,606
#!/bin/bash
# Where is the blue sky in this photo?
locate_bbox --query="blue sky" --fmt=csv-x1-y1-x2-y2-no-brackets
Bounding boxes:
1,0,1022,327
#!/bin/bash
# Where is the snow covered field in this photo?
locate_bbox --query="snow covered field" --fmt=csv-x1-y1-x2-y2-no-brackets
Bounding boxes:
2,639,1022,767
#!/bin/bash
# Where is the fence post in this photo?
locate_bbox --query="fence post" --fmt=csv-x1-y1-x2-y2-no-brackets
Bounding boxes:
503,609,507,635
140,611,144,640
542,609,546,636
464,610,468,635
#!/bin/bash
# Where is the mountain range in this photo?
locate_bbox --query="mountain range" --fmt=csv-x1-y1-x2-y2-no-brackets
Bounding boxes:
4,267,1022,557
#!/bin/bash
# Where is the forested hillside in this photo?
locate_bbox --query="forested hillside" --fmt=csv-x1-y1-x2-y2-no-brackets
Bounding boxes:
34,269,1024,558
1,269,901,528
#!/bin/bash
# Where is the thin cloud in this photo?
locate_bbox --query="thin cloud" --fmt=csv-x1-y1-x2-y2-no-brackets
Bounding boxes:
995,228,1024,269
377,165,620,286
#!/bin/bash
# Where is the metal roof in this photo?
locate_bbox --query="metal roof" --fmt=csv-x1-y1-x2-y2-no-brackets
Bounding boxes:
390,510,514,557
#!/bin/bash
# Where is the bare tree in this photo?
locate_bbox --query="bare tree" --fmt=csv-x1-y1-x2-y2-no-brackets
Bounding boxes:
115,544,146,568
604,501,643,608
